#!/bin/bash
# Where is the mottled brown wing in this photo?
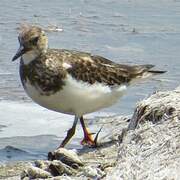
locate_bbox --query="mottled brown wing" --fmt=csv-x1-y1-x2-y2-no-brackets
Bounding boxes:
66,54,135,86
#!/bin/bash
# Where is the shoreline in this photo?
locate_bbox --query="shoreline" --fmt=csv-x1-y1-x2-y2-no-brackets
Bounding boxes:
0,87,180,179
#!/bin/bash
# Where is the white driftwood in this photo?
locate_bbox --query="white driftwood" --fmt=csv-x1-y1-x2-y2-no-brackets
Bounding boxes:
129,86,180,129
106,86,180,180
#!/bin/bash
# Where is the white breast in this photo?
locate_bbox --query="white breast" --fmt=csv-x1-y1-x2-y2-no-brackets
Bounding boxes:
22,50,39,65
23,75,127,117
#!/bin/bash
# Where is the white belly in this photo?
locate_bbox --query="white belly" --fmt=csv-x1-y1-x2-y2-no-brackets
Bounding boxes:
23,75,127,117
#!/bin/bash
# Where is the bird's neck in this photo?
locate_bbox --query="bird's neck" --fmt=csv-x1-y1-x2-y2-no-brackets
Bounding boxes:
22,49,46,65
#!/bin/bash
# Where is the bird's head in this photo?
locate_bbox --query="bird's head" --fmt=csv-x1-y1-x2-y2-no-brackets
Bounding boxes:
12,24,48,62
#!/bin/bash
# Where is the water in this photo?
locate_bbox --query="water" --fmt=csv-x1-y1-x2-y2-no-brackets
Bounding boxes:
0,0,180,163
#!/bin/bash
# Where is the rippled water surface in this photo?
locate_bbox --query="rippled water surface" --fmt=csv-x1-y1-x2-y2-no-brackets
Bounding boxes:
0,0,180,162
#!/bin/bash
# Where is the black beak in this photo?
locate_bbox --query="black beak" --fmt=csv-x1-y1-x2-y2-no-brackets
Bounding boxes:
12,45,25,61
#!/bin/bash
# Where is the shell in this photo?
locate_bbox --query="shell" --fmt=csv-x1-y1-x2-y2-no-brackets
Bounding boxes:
49,148,83,167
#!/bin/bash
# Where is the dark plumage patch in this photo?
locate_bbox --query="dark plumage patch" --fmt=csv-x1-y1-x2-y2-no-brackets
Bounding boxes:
66,53,149,87
20,53,67,96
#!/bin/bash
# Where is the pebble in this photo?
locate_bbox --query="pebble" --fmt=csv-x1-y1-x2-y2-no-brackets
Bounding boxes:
49,160,77,176
83,166,105,178
21,166,52,179
49,148,83,167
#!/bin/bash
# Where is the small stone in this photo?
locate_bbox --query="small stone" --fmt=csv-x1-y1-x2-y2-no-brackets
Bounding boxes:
20,169,28,179
34,160,51,170
49,160,77,176
83,166,100,178
50,148,83,167
26,166,52,179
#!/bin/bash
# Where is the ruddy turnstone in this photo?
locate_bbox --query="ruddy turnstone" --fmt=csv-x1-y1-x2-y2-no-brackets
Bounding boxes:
12,25,165,147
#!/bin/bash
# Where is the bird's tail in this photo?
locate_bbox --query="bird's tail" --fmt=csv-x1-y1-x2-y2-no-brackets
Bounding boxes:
144,64,166,76
148,69,167,74
130,64,166,83
133,64,166,75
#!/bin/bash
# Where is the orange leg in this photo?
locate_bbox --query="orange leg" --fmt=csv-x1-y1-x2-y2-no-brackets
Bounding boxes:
80,116,96,146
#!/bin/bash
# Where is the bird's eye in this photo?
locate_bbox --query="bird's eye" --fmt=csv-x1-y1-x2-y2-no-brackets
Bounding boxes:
31,36,39,45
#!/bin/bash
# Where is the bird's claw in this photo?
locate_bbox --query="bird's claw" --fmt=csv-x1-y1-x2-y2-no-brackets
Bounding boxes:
81,126,103,148
93,126,103,147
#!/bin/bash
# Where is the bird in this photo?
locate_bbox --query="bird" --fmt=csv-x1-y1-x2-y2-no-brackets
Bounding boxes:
12,24,165,148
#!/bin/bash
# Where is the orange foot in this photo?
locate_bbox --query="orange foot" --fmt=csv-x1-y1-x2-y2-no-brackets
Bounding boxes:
81,130,96,146
81,127,102,147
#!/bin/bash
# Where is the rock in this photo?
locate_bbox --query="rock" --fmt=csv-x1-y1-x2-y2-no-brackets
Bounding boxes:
21,170,28,179
48,148,83,167
82,166,105,178
34,160,51,170
48,160,77,176
128,87,180,130
22,166,52,179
